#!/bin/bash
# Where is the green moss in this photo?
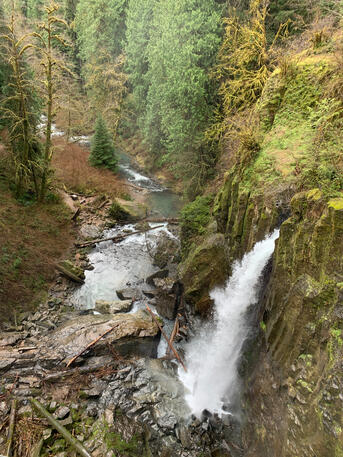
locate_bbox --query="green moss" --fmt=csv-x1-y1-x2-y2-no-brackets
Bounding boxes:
180,195,213,257
330,328,343,347
297,379,313,392
307,188,323,201
335,444,343,457
328,198,343,211
105,431,140,455
108,200,132,222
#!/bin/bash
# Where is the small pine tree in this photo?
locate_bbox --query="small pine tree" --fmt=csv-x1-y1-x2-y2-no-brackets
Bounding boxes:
89,115,118,171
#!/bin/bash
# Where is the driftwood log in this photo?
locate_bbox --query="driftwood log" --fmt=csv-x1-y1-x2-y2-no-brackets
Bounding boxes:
75,224,164,248
66,323,119,367
55,264,84,284
71,207,80,221
5,399,16,457
145,304,187,372
142,217,179,224
30,399,93,457
166,318,179,357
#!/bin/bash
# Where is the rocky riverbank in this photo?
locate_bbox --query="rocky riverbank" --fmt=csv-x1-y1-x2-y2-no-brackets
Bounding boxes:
0,186,240,457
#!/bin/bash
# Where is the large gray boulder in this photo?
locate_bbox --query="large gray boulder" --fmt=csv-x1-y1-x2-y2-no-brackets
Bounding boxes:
39,310,160,364
94,299,132,314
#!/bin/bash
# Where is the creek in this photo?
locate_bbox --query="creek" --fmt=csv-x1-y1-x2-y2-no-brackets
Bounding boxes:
53,124,280,434
70,148,183,358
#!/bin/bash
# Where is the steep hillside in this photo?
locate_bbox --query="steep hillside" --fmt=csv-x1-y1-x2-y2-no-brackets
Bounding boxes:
180,33,343,456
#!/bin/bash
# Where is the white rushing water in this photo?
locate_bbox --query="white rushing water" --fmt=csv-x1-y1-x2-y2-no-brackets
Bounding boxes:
71,223,176,309
179,230,279,418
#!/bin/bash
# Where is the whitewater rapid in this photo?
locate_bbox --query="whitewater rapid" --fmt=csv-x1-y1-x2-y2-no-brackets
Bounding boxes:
179,230,279,417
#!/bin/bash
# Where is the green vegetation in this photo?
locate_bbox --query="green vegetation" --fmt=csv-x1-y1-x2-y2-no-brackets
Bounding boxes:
180,195,213,256
89,115,118,171
108,200,134,222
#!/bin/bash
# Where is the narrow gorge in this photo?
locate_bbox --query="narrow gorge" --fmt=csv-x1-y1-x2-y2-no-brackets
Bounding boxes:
0,1,342,456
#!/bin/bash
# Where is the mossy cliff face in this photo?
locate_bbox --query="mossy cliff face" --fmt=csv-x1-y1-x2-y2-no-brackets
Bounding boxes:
213,170,288,262
180,47,343,456
243,189,343,457
180,231,230,316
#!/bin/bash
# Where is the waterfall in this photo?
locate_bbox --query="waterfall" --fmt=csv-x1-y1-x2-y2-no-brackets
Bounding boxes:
179,230,279,418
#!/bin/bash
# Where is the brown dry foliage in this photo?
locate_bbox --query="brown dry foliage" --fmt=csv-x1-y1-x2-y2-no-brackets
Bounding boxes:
0,142,73,321
12,416,45,457
52,138,125,198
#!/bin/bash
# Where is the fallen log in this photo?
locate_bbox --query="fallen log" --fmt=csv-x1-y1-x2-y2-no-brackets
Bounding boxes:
145,304,187,372
166,318,179,357
71,207,80,221
30,399,92,457
75,224,164,248
97,199,110,210
30,438,43,457
5,399,16,457
66,323,119,367
55,264,84,284
142,217,179,224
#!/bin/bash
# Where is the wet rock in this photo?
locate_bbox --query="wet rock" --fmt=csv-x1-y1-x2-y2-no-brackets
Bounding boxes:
180,233,230,316
0,332,22,346
0,357,16,372
54,406,70,419
152,278,178,320
116,288,140,301
143,290,156,299
153,232,180,269
146,269,169,286
80,224,102,240
0,401,10,416
95,299,132,314
175,425,192,449
39,311,160,364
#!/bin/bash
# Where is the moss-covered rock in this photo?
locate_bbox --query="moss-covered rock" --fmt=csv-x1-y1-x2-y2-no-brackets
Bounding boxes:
180,233,229,315
243,190,343,457
108,199,147,222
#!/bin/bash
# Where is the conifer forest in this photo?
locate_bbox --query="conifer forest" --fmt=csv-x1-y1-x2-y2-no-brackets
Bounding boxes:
0,1,343,456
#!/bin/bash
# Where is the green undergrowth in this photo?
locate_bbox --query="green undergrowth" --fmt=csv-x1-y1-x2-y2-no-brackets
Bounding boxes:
180,195,213,258
238,55,343,197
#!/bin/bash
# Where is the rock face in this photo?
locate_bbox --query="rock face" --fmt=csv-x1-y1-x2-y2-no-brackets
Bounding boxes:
152,277,178,319
242,190,343,457
180,233,230,315
37,310,160,364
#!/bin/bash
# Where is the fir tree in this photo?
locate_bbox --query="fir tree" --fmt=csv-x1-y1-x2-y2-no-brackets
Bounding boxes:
89,116,118,171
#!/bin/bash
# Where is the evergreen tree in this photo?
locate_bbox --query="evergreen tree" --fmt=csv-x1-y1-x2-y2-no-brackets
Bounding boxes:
27,0,43,18
89,116,118,171
142,0,222,189
125,0,155,123
75,0,127,63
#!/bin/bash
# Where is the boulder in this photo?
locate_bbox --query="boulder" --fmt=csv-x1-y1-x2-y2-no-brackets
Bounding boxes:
146,269,169,286
180,233,230,316
116,288,140,301
94,299,132,314
153,233,180,268
0,332,22,347
57,260,85,283
80,224,102,240
153,278,178,320
39,310,160,364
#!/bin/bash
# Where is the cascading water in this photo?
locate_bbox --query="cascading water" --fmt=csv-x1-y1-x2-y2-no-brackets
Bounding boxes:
179,230,279,418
